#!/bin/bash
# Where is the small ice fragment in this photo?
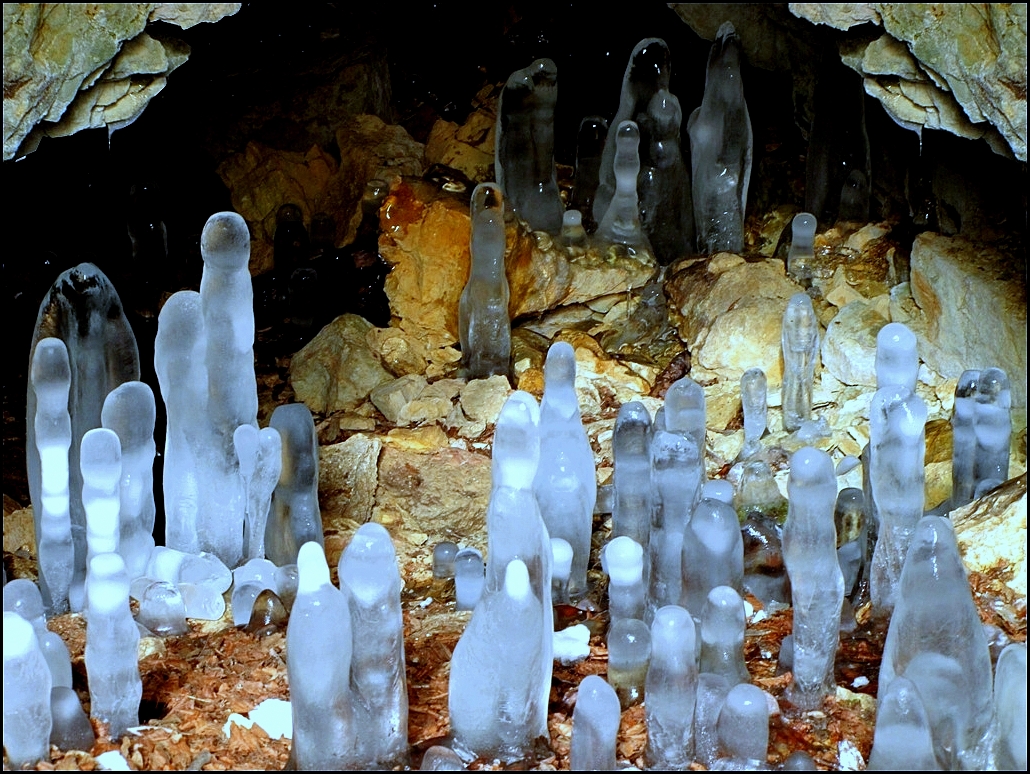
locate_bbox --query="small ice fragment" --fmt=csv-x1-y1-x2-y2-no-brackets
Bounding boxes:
553,623,591,665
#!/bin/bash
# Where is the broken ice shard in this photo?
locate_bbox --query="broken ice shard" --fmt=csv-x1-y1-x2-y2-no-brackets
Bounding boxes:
449,559,548,763
338,523,408,769
740,367,767,459
234,424,281,563
85,553,141,739
688,22,752,255
869,386,926,616
992,642,1027,771
101,381,157,580
492,390,540,491
570,116,608,231
459,182,510,379
699,585,749,686
646,605,697,769
875,322,918,392
781,293,819,432
950,370,980,508
607,617,650,709
266,403,323,567
27,262,139,615
595,120,651,252
495,58,564,234
612,401,653,546
454,547,485,612
606,536,646,625
866,676,939,771
50,684,95,752
680,497,743,619
81,428,122,573
3,612,52,768
879,516,993,769
288,541,355,770
783,447,843,710
570,675,621,771
973,367,1011,488
638,88,694,264
595,37,672,224
786,213,816,284
716,683,769,766
31,337,74,615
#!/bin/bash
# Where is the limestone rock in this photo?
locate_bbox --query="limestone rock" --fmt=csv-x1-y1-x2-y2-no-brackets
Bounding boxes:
424,85,498,184
318,433,383,530
907,233,1027,407
952,474,1027,596
821,300,887,387
366,326,429,377
370,374,430,425
459,376,512,424
288,314,393,414
2,3,239,160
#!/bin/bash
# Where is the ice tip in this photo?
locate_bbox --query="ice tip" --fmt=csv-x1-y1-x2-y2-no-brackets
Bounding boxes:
297,541,330,593
789,446,835,482
3,611,37,659
200,211,250,268
503,558,531,601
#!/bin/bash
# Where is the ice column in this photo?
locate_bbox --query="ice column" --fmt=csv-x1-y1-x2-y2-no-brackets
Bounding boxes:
740,367,767,459
699,585,749,686
645,605,697,770
973,367,1011,488
459,182,511,379
879,516,993,769
783,447,843,710
596,120,651,252
688,22,752,255
570,675,621,771
875,322,918,393
680,497,743,618
834,487,867,600
338,523,408,769
84,554,141,739
50,684,96,752
449,559,548,763
866,677,939,770
31,338,74,615
716,683,769,766
495,58,564,234
27,263,139,615
950,370,980,508
992,642,1027,771
570,116,608,232
868,386,927,616
781,293,819,432
786,213,816,284
612,401,653,545
101,381,156,579
288,542,354,770
3,612,52,768
81,428,122,579
266,403,323,567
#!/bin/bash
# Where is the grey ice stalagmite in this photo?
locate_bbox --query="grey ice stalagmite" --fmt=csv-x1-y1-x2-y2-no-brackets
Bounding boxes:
81,428,122,575
234,424,281,563
973,367,1011,488
702,478,734,505
101,381,156,580
449,559,548,763
50,684,96,752
495,58,564,234
950,370,980,508
866,677,940,771
992,642,1027,770
869,386,927,616
606,536,646,625
561,209,588,248
646,605,697,770
786,213,816,284
31,337,74,615
699,585,749,686
781,293,819,432
27,263,139,616
454,547,485,611
875,322,918,392
459,182,511,379
879,516,993,769
432,541,459,580
715,683,769,767
638,88,694,264
570,116,608,231
288,542,354,770
688,22,752,255
783,447,842,710
612,401,653,546
740,367,767,459
266,404,323,567
595,120,651,252
3,612,52,768
338,523,409,769
680,497,744,619
570,675,621,771
607,617,650,709
85,553,141,739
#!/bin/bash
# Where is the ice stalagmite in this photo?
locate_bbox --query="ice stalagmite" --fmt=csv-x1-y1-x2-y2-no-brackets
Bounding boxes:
595,37,672,224
570,675,621,771
449,559,548,763
234,424,281,563
699,585,749,686
866,677,940,771
879,516,993,769
596,120,650,252
973,367,1011,489
338,523,408,769
783,447,842,710
869,386,926,616
950,370,980,508
27,263,139,614
454,547,484,612
459,183,510,379
288,542,354,770
786,213,816,285
3,612,52,769
495,59,563,234
781,293,819,432
681,497,744,618
638,88,694,264
992,642,1027,770
606,536,646,625
81,428,122,577
875,322,918,393
664,375,706,455
612,401,653,546
266,403,322,567
607,617,650,709
715,683,769,767
31,338,74,615
492,390,540,491
101,382,157,580
688,21,752,255
646,605,697,770
739,367,767,460
550,538,573,605
570,117,608,232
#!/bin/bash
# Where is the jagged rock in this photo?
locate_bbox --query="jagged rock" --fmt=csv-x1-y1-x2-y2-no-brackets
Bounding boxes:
424,85,498,184
366,326,430,377
370,374,430,424
288,314,393,413
458,376,512,426
2,3,239,160
952,474,1028,596
821,300,887,387
318,433,383,530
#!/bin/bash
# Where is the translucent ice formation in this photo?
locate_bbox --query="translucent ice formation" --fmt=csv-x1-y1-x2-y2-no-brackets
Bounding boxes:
432,541,459,580
688,22,752,255
31,337,74,615
288,541,354,770
420,745,466,771
81,428,122,573
716,683,769,767
495,59,564,234
454,547,485,611
596,120,651,252
866,677,939,770
449,559,548,763
266,403,323,567
570,116,608,232
699,585,749,686
783,447,843,710
646,605,697,769
879,516,993,769
694,672,731,768
786,213,816,285
50,684,95,752
233,424,281,563
570,675,621,771
664,375,706,454
27,263,139,614
992,642,1027,770
606,536,646,625
338,523,408,769
875,322,919,393
973,367,1012,488
607,617,650,709
950,370,980,508
781,293,819,432
739,367,767,459
550,537,573,606
492,390,540,491
137,580,188,636
681,498,743,619
4,612,52,768
459,182,511,379
612,401,653,546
